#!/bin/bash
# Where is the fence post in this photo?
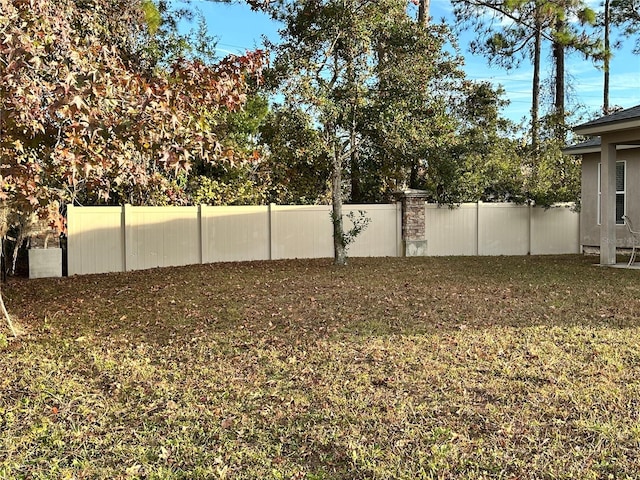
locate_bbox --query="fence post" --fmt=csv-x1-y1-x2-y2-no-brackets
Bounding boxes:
528,203,532,255
67,204,75,275
577,204,582,254
395,201,403,257
476,201,482,256
123,204,130,272
269,203,275,260
197,205,203,265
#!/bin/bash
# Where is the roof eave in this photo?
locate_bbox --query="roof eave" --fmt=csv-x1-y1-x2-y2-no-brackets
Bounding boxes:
562,144,640,155
574,118,640,136
562,146,601,155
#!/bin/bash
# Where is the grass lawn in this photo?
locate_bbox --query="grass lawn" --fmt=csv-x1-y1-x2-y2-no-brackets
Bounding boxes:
1,255,640,479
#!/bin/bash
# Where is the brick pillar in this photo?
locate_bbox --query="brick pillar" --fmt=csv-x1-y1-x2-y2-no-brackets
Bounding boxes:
394,189,428,256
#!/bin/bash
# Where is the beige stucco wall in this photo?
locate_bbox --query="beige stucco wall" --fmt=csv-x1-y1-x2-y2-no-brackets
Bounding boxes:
581,147,640,249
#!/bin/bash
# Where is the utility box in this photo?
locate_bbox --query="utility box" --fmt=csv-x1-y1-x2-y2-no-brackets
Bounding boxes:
29,248,63,279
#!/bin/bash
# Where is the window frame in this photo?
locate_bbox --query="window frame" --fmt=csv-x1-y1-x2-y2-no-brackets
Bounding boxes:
597,160,626,226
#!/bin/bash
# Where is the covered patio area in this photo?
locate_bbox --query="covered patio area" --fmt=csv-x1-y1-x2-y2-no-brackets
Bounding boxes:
572,105,640,266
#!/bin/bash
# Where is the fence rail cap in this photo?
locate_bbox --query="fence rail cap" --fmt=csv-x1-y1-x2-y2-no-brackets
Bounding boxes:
393,189,429,199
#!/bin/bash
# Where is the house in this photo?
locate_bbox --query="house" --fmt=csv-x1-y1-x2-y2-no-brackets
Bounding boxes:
564,105,640,265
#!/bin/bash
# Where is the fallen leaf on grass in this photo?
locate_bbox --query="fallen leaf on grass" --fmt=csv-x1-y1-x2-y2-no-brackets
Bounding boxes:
221,417,234,429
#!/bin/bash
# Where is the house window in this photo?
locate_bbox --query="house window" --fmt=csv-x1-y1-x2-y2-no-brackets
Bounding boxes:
598,161,626,225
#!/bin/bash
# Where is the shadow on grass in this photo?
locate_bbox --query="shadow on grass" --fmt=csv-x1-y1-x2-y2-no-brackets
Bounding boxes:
4,254,640,347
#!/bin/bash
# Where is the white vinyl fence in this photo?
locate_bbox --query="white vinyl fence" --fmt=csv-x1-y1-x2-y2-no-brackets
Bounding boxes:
66,202,580,276
67,204,402,275
424,202,580,256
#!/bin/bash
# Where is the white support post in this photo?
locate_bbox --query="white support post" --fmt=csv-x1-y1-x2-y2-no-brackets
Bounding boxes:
600,141,617,265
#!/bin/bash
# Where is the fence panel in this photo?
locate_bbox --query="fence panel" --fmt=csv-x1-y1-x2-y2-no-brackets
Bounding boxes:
201,205,270,263
531,204,580,254
425,202,579,256
124,206,200,271
346,204,401,257
478,203,530,256
67,205,124,275
425,204,478,256
271,205,334,260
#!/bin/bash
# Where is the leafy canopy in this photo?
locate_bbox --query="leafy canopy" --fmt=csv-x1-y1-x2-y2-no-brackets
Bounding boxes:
0,0,265,220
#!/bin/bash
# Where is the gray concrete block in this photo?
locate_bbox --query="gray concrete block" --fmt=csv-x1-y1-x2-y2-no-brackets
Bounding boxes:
29,248,62,279
404,240,427,257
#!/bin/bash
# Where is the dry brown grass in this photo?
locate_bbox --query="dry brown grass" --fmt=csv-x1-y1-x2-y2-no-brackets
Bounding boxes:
1,255,640,479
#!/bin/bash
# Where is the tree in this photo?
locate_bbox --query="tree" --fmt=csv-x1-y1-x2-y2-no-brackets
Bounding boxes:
525,136,581,206
453,0,545,146
602,0,612,114
0,210,18,337
265,0,392,264
610,0,640,54
265,1,495,264
360,18,469,203
259,106,332,204
599,0,640,114
1,0,264,203
0,0,264,335
452,82,528,203
453,0,600,143
549,0,599,140
187,93,271,206
142,0,220,68
416,0,430,26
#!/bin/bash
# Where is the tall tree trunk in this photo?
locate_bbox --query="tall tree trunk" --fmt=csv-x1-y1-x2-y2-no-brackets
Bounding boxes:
418,0,430,26
553,19,566,141
348,54,361,203
409,162,420,189
0,213,15,336
603,0,611,115
11,232,25,276
0,286,17,337
331,134,347,266
1,237,6,283
350,110,362,203
531,16,542,153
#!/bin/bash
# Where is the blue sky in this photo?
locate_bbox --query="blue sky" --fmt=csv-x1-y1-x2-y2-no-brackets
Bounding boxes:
176,0,640,126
